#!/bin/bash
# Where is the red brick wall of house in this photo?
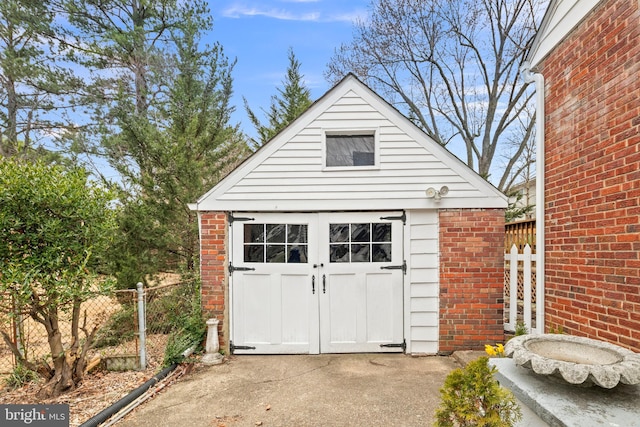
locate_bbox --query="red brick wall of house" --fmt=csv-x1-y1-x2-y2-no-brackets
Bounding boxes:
438,209,505,353
199,212,228,349
540,0,640,351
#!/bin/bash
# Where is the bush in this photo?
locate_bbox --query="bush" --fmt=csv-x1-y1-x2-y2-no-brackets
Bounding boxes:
435,357,521,427
5,364,40,389
515,320,528,336
161,280,206,366
93,303,136,349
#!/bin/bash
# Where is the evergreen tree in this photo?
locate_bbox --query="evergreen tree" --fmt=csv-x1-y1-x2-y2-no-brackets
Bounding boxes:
109,9,249,287
0,0,80,159
244,48,312,147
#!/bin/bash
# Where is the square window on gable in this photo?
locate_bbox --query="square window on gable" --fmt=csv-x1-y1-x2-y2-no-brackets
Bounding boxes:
325,133,377,167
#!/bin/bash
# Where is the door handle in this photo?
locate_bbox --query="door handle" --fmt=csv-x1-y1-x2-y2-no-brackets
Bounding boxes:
322,274,326,294
312,275,315,294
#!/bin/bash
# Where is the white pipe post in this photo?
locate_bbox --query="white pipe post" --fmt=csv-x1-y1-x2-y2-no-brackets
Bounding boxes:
521,63,546,334
137,282,147,370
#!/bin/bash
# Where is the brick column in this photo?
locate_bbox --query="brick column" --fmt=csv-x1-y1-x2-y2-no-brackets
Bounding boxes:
199,212,228,350
439,208,505,353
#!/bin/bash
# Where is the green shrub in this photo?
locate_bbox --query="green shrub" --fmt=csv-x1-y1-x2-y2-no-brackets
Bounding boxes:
5,364,40,389
93,303,136,348
548,324,564,334
435,357,521,427
147,282,198,334
515,320,528,336
161,281,206,366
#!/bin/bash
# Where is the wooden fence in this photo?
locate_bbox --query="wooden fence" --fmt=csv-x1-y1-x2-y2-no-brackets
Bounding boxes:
505,218,536,252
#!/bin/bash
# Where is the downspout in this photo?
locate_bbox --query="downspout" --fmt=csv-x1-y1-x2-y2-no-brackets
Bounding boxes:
521,62,545,334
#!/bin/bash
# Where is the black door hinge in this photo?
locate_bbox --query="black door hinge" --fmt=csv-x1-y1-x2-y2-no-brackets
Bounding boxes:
230,341,256,354
229,263,256,273
380,260,407,274
380,339,406,352
380,211,406,224
228,213,255,224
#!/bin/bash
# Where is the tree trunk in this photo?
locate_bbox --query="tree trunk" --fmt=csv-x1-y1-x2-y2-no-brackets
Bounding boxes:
35,308,86,399
37,326,76,399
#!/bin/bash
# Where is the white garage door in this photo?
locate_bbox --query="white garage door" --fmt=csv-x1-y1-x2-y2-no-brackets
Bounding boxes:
230,212,405,354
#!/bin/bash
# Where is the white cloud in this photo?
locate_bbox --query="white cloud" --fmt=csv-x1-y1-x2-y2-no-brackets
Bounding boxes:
223,5,320,21
222,3,367,23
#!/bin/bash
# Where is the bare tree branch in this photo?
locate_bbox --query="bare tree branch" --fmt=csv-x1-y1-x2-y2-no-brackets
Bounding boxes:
326,0,545,190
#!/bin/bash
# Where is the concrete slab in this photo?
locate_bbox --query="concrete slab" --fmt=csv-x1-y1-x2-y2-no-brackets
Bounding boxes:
119,354,460,427
491,358,640,427
514,397,550,427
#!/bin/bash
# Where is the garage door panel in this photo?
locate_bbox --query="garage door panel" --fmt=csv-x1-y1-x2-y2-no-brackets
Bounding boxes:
326,273,359,344
234,273,271,344
366,272,402,342
233,272,315,353
281,274,312,344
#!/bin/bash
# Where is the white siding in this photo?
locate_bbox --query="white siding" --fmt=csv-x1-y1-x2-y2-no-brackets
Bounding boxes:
199,89,499,211
406,210,440,354
527,0,602,67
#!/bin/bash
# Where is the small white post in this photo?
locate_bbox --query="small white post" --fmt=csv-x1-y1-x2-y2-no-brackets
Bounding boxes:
137,282,146,370
202,318,223,365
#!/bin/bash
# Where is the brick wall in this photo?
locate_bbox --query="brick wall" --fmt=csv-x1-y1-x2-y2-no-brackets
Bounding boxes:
540,0,640,351
438,209,505,352
199,212,228,349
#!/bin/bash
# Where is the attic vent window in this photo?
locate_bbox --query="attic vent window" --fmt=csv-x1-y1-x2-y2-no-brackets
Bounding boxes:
326,134,375,167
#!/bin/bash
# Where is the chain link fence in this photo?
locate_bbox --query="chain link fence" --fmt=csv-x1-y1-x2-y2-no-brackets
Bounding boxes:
0,279,201,382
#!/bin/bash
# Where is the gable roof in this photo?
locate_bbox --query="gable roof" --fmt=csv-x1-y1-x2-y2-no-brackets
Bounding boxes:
526,0,602,67
191,74,507,212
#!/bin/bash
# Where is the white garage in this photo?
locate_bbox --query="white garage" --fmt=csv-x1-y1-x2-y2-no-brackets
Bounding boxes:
191,74,507,355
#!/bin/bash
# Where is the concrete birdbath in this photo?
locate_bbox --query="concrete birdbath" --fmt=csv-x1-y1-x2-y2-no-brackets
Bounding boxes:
504,334,640,388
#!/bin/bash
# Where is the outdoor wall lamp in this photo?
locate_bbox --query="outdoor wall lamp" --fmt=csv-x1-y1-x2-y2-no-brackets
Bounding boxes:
425,186,449,201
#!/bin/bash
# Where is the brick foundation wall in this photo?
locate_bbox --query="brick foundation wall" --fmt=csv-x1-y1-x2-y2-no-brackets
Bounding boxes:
199,212,228,349
540,0,640,351
438,209,505,352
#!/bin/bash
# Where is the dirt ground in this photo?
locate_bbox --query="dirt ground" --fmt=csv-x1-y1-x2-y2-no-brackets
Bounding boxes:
0,334,169,427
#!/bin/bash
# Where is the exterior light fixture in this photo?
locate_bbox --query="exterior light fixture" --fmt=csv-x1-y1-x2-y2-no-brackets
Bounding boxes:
425,186,449,201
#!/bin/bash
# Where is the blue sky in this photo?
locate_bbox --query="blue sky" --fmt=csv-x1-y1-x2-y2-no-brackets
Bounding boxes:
207,1,372,139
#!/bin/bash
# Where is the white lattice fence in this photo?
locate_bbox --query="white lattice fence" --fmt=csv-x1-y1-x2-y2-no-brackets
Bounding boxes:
504,244,542,334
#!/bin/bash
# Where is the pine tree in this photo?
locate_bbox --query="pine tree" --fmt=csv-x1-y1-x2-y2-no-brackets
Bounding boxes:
98,3,249,287
244,48,312,147
0,0,80,159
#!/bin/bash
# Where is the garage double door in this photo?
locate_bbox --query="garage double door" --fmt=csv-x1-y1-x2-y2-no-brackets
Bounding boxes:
230,212,405,354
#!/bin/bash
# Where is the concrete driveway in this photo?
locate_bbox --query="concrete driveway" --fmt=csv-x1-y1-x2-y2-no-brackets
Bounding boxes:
119,353,461,427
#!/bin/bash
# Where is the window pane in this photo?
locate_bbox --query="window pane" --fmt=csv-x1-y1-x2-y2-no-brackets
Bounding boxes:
266,224,286,243
244,224,264,243
351,244,370,262
330,244,349,262
244,245,263,262
372,244,392,262
287,224,307,244
330,224,350,243
266,245,286,263
372,223,391,242
326,135,374,167
287,245,307,263
351,223,370,242
244,223,309,264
